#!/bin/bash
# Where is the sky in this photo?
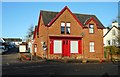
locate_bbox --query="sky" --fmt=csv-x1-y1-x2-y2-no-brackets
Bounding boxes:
2,2,118,39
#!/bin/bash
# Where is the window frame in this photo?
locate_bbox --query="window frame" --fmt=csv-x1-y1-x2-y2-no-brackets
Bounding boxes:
61,22,65,34
70,41,79,53
107,40,111,46
61,22,71,34
112,39,116,46
89,24,94,34
66,22,71,34
89,42,95,52
53,40,62,54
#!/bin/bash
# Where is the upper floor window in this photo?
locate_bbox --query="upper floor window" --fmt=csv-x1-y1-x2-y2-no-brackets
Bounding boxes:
61,22,65,34
61,22,70,34
112,39,116,46
112,30,116,35
66,22,70,34
89,24,94,34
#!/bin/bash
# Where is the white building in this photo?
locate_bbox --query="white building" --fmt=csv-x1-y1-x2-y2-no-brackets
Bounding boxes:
103,21,120,47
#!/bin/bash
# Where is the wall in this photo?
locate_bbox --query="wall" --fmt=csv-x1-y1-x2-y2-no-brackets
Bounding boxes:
47,9,83,59
83,20,104,60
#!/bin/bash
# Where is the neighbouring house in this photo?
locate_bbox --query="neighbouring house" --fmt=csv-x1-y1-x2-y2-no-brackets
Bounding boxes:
33,6,105,61
103,21,120,47
103,21,120,59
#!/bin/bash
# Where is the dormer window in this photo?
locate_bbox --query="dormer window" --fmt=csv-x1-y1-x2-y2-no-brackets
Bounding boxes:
89,24,94,34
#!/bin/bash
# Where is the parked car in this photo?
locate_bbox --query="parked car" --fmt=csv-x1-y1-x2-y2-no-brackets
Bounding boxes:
0,46,6,55
0,42,9,55
5,42,16,50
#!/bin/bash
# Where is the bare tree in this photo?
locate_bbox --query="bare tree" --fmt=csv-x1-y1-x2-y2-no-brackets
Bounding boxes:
26,25,34,42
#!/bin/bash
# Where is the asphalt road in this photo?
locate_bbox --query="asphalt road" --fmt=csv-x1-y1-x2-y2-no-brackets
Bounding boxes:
1,47,120,76
2,59,120,76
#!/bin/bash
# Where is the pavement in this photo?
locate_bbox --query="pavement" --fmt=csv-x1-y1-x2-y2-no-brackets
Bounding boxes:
2,47,45,64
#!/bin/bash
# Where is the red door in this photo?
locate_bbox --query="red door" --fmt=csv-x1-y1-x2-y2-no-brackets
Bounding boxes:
62,40,70,57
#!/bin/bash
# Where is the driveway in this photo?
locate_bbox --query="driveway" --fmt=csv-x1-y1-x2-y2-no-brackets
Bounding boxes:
2,47,20,64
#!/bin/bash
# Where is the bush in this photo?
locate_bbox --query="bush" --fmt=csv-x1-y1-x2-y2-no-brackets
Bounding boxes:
105,46,120,55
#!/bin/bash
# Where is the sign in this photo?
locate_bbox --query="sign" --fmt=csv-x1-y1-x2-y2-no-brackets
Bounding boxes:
19,45,26,52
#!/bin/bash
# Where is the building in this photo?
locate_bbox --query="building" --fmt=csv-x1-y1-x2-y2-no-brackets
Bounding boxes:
0,38,5,43
3,38,22,46
33,6,105,60
103,21,120,47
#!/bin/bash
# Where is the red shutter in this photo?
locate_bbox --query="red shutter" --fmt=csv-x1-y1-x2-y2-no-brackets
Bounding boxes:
68,40,70,56
50,40,53,54
78,40,82,54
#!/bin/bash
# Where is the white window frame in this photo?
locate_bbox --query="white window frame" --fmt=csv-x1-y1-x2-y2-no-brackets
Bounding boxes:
90,42,95,52
89,24,94,33
70,41,78,53
112,39,116,46
66,22,70,34
61,22,65,34
54,40,62,54
61,22,65,27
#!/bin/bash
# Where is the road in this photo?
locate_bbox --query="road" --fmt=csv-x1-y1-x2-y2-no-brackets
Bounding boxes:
2,62,120,75
1,47,120,76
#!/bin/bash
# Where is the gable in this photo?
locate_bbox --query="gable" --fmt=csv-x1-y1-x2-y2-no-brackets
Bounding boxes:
104,26,120,38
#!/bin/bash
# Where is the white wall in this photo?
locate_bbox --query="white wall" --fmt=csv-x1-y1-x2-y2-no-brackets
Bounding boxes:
104,26,119,47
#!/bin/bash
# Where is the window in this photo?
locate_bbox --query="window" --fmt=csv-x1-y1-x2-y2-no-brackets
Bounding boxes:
61,22,65,34
66,22,70,34
90,42,94,52
70,41,78,53
112,39,116,45
54,40,62,53
61,22,71,34
89,24,94,33
107,40,111,45
112,30,116,35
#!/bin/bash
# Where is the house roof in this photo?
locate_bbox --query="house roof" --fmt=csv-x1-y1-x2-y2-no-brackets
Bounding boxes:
41,10,59,26
103,26,120,37
3,38,22,42
41,7,104,29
